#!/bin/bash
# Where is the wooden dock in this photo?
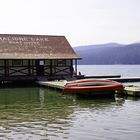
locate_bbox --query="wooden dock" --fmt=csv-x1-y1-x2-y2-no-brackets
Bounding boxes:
124,86,140,96
76,75,140,82
77,75,121,79
108,77,140,83
38,80,66,90
38,77,140,97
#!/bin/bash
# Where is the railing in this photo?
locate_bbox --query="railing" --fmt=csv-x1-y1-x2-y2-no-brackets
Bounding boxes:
0,65,72,77
52,66,72,76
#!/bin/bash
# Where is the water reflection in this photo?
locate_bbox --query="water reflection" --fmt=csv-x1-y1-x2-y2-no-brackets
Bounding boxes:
0,87,139,140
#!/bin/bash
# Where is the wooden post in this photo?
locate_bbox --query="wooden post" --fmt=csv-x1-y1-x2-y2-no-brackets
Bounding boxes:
28,60,31,75
75,60,77,76
4,60,6,77
70,59,73,77
31,59,34,75
50,59,52,76
4,59,9,77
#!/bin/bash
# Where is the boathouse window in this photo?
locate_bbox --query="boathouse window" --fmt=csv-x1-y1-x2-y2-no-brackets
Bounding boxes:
52,60,71,66
23,60,28,66
52,60,57,66
57,60,65,66
0,60,4,66
45,60,50,65
12,60,22,66
66,60,71,66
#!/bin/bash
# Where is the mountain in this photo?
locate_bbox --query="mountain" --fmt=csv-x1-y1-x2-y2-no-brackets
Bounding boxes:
74,43,140,64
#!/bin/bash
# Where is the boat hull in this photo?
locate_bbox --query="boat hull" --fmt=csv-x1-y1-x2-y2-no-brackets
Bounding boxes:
63,79,124,95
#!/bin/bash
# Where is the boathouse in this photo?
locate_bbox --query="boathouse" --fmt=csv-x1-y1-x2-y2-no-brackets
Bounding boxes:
0,34,80,81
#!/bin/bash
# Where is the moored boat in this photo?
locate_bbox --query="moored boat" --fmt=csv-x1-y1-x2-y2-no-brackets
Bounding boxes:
63,79,124,96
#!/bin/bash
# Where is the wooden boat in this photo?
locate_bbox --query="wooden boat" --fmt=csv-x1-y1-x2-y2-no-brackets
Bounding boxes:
63,79,124,96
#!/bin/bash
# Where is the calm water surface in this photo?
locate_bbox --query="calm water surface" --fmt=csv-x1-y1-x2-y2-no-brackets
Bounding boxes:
0,65,140,140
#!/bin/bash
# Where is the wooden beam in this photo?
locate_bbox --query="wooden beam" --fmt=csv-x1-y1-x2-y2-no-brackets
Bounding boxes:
28,59,31,75
75,60,77,76
50,59,52,76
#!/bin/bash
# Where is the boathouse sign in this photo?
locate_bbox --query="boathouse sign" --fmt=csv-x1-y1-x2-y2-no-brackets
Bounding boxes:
0,36,49,46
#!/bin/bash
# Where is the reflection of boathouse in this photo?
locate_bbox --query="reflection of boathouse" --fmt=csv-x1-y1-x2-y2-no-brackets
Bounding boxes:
0,34,80,81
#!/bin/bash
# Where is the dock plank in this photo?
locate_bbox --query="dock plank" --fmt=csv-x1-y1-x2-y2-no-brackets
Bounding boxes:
108,77,140,82
38,81,67,89
125,86,140,96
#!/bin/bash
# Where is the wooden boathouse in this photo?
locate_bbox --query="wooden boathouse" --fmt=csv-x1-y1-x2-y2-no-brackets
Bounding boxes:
0,34,80,82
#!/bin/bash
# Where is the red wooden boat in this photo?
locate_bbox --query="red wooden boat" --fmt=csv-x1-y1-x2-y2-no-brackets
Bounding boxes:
63,79,124,95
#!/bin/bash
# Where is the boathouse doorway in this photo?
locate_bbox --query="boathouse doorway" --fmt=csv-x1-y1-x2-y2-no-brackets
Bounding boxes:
36,60,45,76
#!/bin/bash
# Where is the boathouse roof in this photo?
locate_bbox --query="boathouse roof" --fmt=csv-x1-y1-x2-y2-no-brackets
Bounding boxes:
0,34,80,59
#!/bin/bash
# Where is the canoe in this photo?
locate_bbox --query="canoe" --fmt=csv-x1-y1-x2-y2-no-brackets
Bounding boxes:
63,79,124,95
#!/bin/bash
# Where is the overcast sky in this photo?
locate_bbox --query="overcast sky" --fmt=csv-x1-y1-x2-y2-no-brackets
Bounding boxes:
0,0,140,46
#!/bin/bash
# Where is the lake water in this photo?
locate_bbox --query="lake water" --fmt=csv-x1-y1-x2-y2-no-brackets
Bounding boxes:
77,65,140,77
0,65,140,140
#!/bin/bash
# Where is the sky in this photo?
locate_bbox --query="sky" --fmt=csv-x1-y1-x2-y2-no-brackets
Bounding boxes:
0,0,140,47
